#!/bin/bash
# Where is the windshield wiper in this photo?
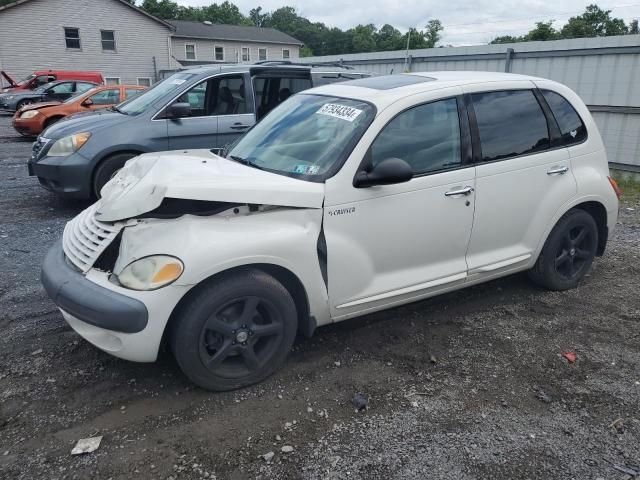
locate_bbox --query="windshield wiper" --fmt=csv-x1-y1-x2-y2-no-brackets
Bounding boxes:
227,155,267,171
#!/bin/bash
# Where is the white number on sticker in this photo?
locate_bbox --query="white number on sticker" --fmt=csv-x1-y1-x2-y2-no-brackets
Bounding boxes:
316,103,363,122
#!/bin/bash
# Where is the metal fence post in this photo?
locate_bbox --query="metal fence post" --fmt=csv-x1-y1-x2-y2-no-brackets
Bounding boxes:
504,48,514,73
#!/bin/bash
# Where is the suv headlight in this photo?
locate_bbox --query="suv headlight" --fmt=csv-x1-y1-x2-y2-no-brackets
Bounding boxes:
20,110,40,119
116,255,184,291
47,132,91,157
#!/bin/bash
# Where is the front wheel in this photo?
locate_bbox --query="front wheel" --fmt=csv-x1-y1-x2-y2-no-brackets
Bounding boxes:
528,209,598,291
16,99,33,111
170,270,298,391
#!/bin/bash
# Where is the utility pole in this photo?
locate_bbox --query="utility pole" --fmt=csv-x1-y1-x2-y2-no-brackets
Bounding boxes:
404,29,412,72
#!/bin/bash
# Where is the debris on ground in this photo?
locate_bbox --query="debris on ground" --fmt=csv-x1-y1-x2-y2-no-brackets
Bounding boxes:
71,436,103,455
609,418,625,434
561,351,577,363
259,452,274,462
352,393,368,411
281,446,294,453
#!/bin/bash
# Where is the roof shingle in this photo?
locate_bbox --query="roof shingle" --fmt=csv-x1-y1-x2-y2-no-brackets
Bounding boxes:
169,20,303,46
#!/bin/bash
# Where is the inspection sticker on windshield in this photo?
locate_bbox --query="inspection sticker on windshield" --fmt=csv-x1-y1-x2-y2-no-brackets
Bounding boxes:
316,103,363,122
171,79,187,85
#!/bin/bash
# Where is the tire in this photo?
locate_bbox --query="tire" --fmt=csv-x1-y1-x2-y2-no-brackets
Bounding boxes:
170,269,298,391
528,209,598,291
92,152,137,198
16,99,33,110
43,116,62,130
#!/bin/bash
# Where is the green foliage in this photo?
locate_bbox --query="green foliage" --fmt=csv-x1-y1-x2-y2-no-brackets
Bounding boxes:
135,1,443,56
491,4,633,44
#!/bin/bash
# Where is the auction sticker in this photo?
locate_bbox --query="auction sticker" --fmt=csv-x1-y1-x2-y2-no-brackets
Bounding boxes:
316,103,363,122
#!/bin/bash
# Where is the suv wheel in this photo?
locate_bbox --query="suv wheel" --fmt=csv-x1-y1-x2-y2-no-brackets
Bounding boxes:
171,270,298,391
528,209,598,291
92,152,137,198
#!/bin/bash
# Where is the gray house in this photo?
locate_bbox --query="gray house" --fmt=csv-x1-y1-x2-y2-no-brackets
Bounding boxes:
0,0,305,90
0,0,174,87
169,20,303,67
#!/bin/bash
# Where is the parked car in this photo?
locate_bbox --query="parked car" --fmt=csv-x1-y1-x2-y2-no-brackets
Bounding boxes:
41,71,620,391
12,84,146,137
0,80,97,112
28,63,371,199
1,69,103,93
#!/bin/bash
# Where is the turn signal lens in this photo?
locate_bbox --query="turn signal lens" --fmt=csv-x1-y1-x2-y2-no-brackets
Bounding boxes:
117,255,184,291
72,132,91,150
607,176,622,199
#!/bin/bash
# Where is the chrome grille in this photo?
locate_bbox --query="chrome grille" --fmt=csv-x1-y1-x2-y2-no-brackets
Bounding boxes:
62,204,122,273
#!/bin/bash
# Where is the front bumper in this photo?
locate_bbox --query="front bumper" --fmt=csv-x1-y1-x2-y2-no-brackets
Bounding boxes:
41,240,190,362
13,116,43,136
29,150,93,198
42,240,149,333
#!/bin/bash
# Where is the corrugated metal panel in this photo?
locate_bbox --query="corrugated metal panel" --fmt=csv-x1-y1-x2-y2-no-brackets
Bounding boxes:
306,35,640,168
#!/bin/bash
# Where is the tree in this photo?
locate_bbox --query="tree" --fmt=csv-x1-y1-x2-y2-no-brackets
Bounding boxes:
524,21,558,41
424,19,443,48
560,4,628,38
249,6,270,27
629,18,638,34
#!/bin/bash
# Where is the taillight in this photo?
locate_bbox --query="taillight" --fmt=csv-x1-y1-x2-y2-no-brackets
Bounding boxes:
607,176,622,199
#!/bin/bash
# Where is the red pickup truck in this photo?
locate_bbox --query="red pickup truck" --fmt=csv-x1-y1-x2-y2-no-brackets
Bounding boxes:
1,70,104,92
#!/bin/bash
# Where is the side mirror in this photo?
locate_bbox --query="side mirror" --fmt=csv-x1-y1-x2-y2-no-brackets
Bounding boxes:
81,98,93,107
353,157,413,188
166,102,191,119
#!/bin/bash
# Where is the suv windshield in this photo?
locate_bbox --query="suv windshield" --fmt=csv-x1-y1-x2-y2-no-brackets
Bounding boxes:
226,94,375,181
117,72,197,115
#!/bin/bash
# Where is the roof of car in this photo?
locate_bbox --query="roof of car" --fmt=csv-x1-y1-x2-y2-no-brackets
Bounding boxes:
177,62,365,77
305,71,547,108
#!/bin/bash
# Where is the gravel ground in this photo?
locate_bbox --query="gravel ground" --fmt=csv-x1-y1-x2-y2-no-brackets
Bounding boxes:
0,113,639,480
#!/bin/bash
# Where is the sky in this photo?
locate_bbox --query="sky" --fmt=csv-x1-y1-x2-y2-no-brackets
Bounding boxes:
175,0,640,45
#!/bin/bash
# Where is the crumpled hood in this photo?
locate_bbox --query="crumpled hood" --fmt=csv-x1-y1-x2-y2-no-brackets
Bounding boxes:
95,150,325,221
18,101,61,112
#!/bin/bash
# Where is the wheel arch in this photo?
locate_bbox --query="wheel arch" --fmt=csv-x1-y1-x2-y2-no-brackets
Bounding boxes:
163,263,315,347
91,149,145,195
572,201,608,256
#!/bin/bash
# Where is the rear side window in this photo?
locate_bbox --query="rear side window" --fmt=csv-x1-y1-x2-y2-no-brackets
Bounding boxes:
541,90,587,145
254,76,312,120
472,90,550,162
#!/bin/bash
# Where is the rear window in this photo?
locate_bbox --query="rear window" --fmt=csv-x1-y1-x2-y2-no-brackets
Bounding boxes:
472,90,550,162
541,90,587,145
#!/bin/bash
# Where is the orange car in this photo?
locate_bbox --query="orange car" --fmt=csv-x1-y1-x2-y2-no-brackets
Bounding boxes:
13,84,145,136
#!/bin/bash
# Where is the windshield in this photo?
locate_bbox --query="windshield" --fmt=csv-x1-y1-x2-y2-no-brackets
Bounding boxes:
17,74,36,86
117,72,196,115
227,94,375,181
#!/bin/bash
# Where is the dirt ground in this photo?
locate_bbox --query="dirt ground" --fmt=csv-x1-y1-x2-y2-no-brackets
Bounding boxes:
0,114,639,480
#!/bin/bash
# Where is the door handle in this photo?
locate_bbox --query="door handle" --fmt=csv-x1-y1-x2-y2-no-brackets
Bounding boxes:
547,166,568,175
444,186,474,197
230,124,250,130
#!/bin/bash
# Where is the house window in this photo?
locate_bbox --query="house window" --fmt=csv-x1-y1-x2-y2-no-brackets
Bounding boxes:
105,77,120,85
282,49,290,59
214,46,224,61
137,77,152,87
241,47,250,62
185,44,196,60
258,48,267,61
64,27,81,49
101,30,116,51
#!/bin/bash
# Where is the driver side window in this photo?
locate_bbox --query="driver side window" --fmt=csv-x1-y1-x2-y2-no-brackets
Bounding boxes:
371,98,462,175
171,75,248,118
49,82,74,94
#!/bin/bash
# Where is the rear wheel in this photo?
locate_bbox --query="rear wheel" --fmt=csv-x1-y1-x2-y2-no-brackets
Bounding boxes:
170,270,298,391
528,209,598,291
92,152,137,198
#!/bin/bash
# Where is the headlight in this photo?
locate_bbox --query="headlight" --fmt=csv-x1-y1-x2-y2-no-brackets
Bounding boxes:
6,95,14,100
116,255,184,291
20,110,40,119
47,132,91,157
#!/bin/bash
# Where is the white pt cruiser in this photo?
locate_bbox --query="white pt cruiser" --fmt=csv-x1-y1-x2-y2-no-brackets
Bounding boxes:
42,72,620,391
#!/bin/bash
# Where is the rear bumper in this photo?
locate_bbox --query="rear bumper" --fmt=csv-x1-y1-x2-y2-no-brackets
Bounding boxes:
41,240,149,333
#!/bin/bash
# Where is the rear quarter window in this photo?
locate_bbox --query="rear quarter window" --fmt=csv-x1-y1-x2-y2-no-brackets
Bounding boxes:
541,90,587,145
